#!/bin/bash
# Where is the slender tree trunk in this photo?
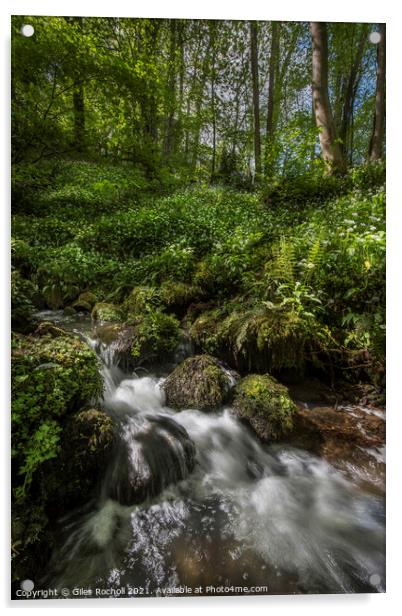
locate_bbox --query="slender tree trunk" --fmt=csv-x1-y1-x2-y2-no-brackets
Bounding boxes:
70,17,86,153
369,24,386,161
211,71,217,179
191,28,213,171
73,85,85,154
184,28,203,160
339,25,368,159
310,22,346,174
175,21,185,156
265,21,279,176
250,21,261,180
163,19,177,158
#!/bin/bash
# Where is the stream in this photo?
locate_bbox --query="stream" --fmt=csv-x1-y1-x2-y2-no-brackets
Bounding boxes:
36,311,386,596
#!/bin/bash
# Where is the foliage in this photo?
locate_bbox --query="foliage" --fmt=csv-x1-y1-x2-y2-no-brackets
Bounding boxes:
127,309,181,363
11,159,385,380
11,331,103,499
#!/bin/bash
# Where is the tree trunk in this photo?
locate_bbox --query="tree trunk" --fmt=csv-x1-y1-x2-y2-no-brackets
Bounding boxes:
310,22,346,174
175,21,186,156
339,25,368,159
163,19,177,158
191,27,213,172
211,70,217,179
250,21,261,180
369,24,386,161
73,85,85,154
70,17,86,153
265,21,280,176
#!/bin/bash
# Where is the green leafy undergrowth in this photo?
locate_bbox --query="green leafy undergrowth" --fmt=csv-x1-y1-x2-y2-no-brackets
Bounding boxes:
11,330,103,499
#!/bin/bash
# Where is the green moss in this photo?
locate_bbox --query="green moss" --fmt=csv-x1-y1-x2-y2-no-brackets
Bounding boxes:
91,301,124,322
11,408,115,583
11,328,107,582
163,354,231,411
127,309,181,363
11,330,103,496
34,321,72,338
63,306,76,316
58,408,115,498
159,281,203,313
189,301,328,375
77,291,98,307
124,285,159,315
189,307,224,355
233,374,296,441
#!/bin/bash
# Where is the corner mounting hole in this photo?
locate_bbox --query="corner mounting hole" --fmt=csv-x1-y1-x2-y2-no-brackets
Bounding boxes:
21,24,34,37
369,31,381,44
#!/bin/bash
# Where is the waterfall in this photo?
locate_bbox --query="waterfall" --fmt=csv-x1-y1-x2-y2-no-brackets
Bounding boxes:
41,315,385,596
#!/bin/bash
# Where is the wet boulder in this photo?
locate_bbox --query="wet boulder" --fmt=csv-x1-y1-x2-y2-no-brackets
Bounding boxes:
104,414,195,506
233,374,296,442
94,310,181,367
73,291,98,312
163,354,234,412
57,408,116,504
91,302,124,322
34,321,73,338
294,405,385,448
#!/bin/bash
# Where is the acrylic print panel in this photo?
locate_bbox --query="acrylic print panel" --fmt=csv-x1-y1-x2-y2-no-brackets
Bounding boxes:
11,15,385,600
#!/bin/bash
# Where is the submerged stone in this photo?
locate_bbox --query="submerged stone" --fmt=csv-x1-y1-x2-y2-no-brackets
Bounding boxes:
233,374,296,442
162,354,233,412
294,404,385,448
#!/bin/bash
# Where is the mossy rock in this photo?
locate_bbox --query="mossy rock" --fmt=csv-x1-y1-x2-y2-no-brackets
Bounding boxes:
124,285,159,315
189,302,325,376
57,408,116,503
127,309,181,365
34,321,72,338
91,302,124,322
94,310,181,367
11,332,104,583
72,299,91,312
11,408,116,584
189,307,224,355
159,281,203,315
63,306,77,316
43,284,64,310
233,374,296,442
77,291,98,308
163,354,232,412
11,331,103,497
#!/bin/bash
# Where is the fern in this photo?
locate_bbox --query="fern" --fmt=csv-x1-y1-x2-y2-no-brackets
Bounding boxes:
303,230,326,283
272,237,296,283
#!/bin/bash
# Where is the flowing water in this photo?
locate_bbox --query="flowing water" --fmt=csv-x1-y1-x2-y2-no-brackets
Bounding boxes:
37,312,385,596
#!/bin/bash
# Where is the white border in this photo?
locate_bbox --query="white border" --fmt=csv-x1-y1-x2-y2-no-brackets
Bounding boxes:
1,1,401,614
